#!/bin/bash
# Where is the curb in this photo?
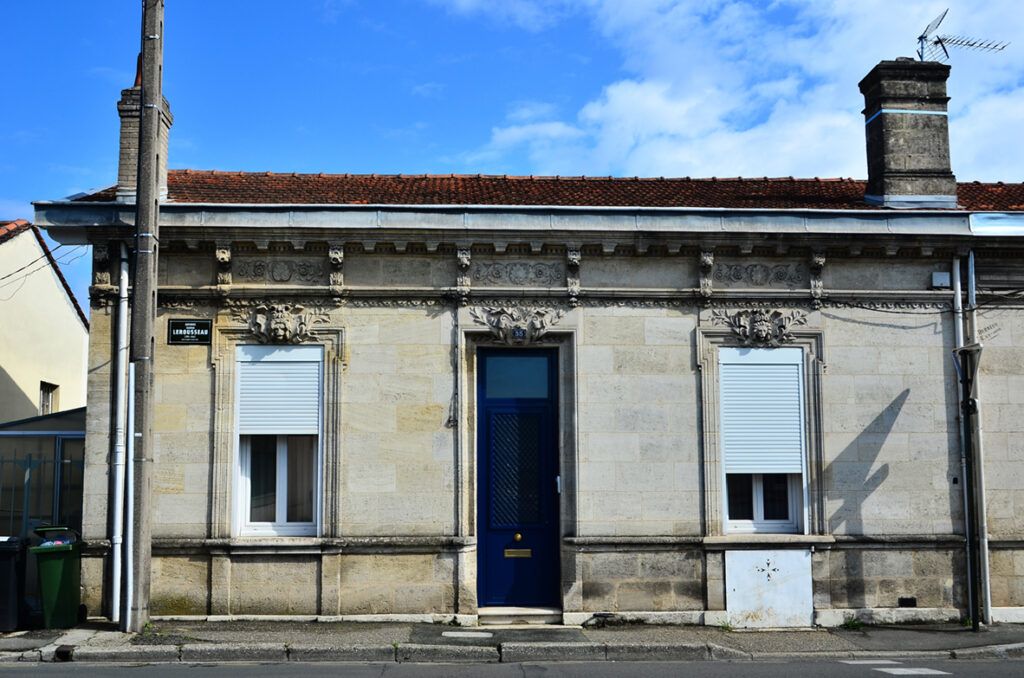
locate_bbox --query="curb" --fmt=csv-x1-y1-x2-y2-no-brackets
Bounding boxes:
21,640,1024,663
287,644,396,662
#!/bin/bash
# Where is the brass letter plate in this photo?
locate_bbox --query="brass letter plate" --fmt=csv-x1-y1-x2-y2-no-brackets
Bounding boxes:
504,548,532,559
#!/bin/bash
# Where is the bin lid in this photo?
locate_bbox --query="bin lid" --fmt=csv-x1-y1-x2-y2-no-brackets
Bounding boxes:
33,526,79,543
0,536,22,551
29,543,77,554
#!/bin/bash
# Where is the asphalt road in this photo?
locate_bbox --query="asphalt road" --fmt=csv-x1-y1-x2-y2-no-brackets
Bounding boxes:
1,661,1022,677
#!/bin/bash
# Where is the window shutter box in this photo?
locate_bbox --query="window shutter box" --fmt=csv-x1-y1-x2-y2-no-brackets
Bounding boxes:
719,348,805,474
237,346,321,435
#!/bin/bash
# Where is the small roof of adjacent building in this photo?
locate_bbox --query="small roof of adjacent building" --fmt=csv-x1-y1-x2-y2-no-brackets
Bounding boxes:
70,170,1024,212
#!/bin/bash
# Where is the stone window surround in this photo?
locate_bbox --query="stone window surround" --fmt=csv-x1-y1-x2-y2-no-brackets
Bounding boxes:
211,325,343,539
696,324,826,538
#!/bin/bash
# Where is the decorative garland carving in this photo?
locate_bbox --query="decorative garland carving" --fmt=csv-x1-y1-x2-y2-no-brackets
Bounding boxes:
567,247,581,307
469,306,566,345
471,261,561,287
160,296,198,310
711,308,808,346
713,263,807,288
340,298,442,308
234,259,326,283
699,249,714,299
92,244,111,286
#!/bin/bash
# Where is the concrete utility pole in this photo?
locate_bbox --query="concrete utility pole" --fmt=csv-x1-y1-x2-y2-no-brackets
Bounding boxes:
129,0,165,632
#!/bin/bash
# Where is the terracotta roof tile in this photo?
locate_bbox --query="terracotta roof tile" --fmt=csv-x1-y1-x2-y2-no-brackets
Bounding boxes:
0,219,31,244
72,171,1024,212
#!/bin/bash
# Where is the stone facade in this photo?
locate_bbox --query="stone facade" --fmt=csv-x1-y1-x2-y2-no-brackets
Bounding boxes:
51,226,1021,624
37,58,1024,627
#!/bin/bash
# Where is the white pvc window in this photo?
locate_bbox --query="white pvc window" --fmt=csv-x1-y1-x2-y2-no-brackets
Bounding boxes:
235,345,322,536
719,347,807,534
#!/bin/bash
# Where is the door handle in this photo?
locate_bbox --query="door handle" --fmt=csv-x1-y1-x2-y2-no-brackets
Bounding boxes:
556,475,561,494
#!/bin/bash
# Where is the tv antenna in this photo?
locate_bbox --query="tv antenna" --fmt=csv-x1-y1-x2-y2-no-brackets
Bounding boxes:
917,8,1008,61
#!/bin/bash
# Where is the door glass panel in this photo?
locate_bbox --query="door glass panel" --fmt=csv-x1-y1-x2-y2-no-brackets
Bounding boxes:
489,412,543,527
248,435,277,522
485,355,549,399
286,435,315,523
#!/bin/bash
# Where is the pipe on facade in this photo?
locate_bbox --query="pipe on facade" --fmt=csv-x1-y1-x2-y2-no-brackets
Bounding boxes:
967,251,992,623
951,258,974,624
110,244,130,625
124,363,136,632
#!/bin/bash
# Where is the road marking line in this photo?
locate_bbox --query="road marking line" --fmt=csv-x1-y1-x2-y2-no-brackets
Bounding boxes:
441,631,494,638
841,660,902,664
873,669,950,676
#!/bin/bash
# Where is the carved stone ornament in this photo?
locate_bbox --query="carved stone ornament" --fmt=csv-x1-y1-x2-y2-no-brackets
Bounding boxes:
470,306,566,345
566,247,582,307
235,259,326,283
328,245,344,289
809,252,825,308
711,308,808,347
713,263,807,288
248,303,320,344
699,249,714,299
92,245,111,286
215,244,232,288
472,261,561,286
456,247,471,304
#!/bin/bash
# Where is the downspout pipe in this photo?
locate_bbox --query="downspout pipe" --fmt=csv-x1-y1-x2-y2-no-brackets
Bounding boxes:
110,244,130,625
952,258,974,625
124,363,136,632
967,251,992,624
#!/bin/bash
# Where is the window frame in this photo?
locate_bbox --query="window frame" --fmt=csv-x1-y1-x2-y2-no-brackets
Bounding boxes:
724,472,802,534
696,320,824,538
233,345,323,538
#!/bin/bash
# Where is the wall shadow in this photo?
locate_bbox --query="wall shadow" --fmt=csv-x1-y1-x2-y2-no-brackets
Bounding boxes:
826,389,909,608
0,366,37,423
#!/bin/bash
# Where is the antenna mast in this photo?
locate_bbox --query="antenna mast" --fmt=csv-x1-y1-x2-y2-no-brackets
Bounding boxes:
917,8,1008,62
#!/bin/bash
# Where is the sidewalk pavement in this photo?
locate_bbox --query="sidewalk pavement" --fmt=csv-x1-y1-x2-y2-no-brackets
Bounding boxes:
4,619,1024,664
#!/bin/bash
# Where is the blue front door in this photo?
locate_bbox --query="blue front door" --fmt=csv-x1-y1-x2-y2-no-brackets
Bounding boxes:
477,348,561,608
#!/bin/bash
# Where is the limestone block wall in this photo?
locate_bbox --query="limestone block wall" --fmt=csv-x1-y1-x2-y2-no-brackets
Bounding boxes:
821,307,961,536
975,304,1024,607
339,305,455,536
576,305,701,537
578,549,704,612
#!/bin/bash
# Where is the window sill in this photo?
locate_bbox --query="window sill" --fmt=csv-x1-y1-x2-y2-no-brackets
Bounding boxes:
703,534,835,549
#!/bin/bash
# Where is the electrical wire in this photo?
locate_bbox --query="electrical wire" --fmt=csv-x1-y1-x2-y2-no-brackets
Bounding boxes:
0,246,87,292
0,243,66,282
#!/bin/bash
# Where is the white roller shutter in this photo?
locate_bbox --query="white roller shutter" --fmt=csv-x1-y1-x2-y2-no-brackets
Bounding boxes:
237,345,322,435
719,347,805,474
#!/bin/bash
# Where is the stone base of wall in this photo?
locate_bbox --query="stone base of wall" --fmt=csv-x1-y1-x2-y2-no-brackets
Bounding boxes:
80,538,980,622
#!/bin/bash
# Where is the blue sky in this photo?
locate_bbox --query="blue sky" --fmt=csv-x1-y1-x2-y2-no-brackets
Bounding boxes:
2,1,1022,314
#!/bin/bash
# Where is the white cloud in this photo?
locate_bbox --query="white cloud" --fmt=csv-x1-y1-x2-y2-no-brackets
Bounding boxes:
459,0,1024,181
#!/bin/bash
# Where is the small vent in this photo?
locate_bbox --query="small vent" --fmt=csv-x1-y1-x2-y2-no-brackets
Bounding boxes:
898,596,918,608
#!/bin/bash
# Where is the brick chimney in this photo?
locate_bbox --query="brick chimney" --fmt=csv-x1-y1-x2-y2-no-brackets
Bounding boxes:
858,58,957,208
116,63,173,203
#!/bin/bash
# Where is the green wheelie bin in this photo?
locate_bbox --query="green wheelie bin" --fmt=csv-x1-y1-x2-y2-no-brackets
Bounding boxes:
29,527,81,629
